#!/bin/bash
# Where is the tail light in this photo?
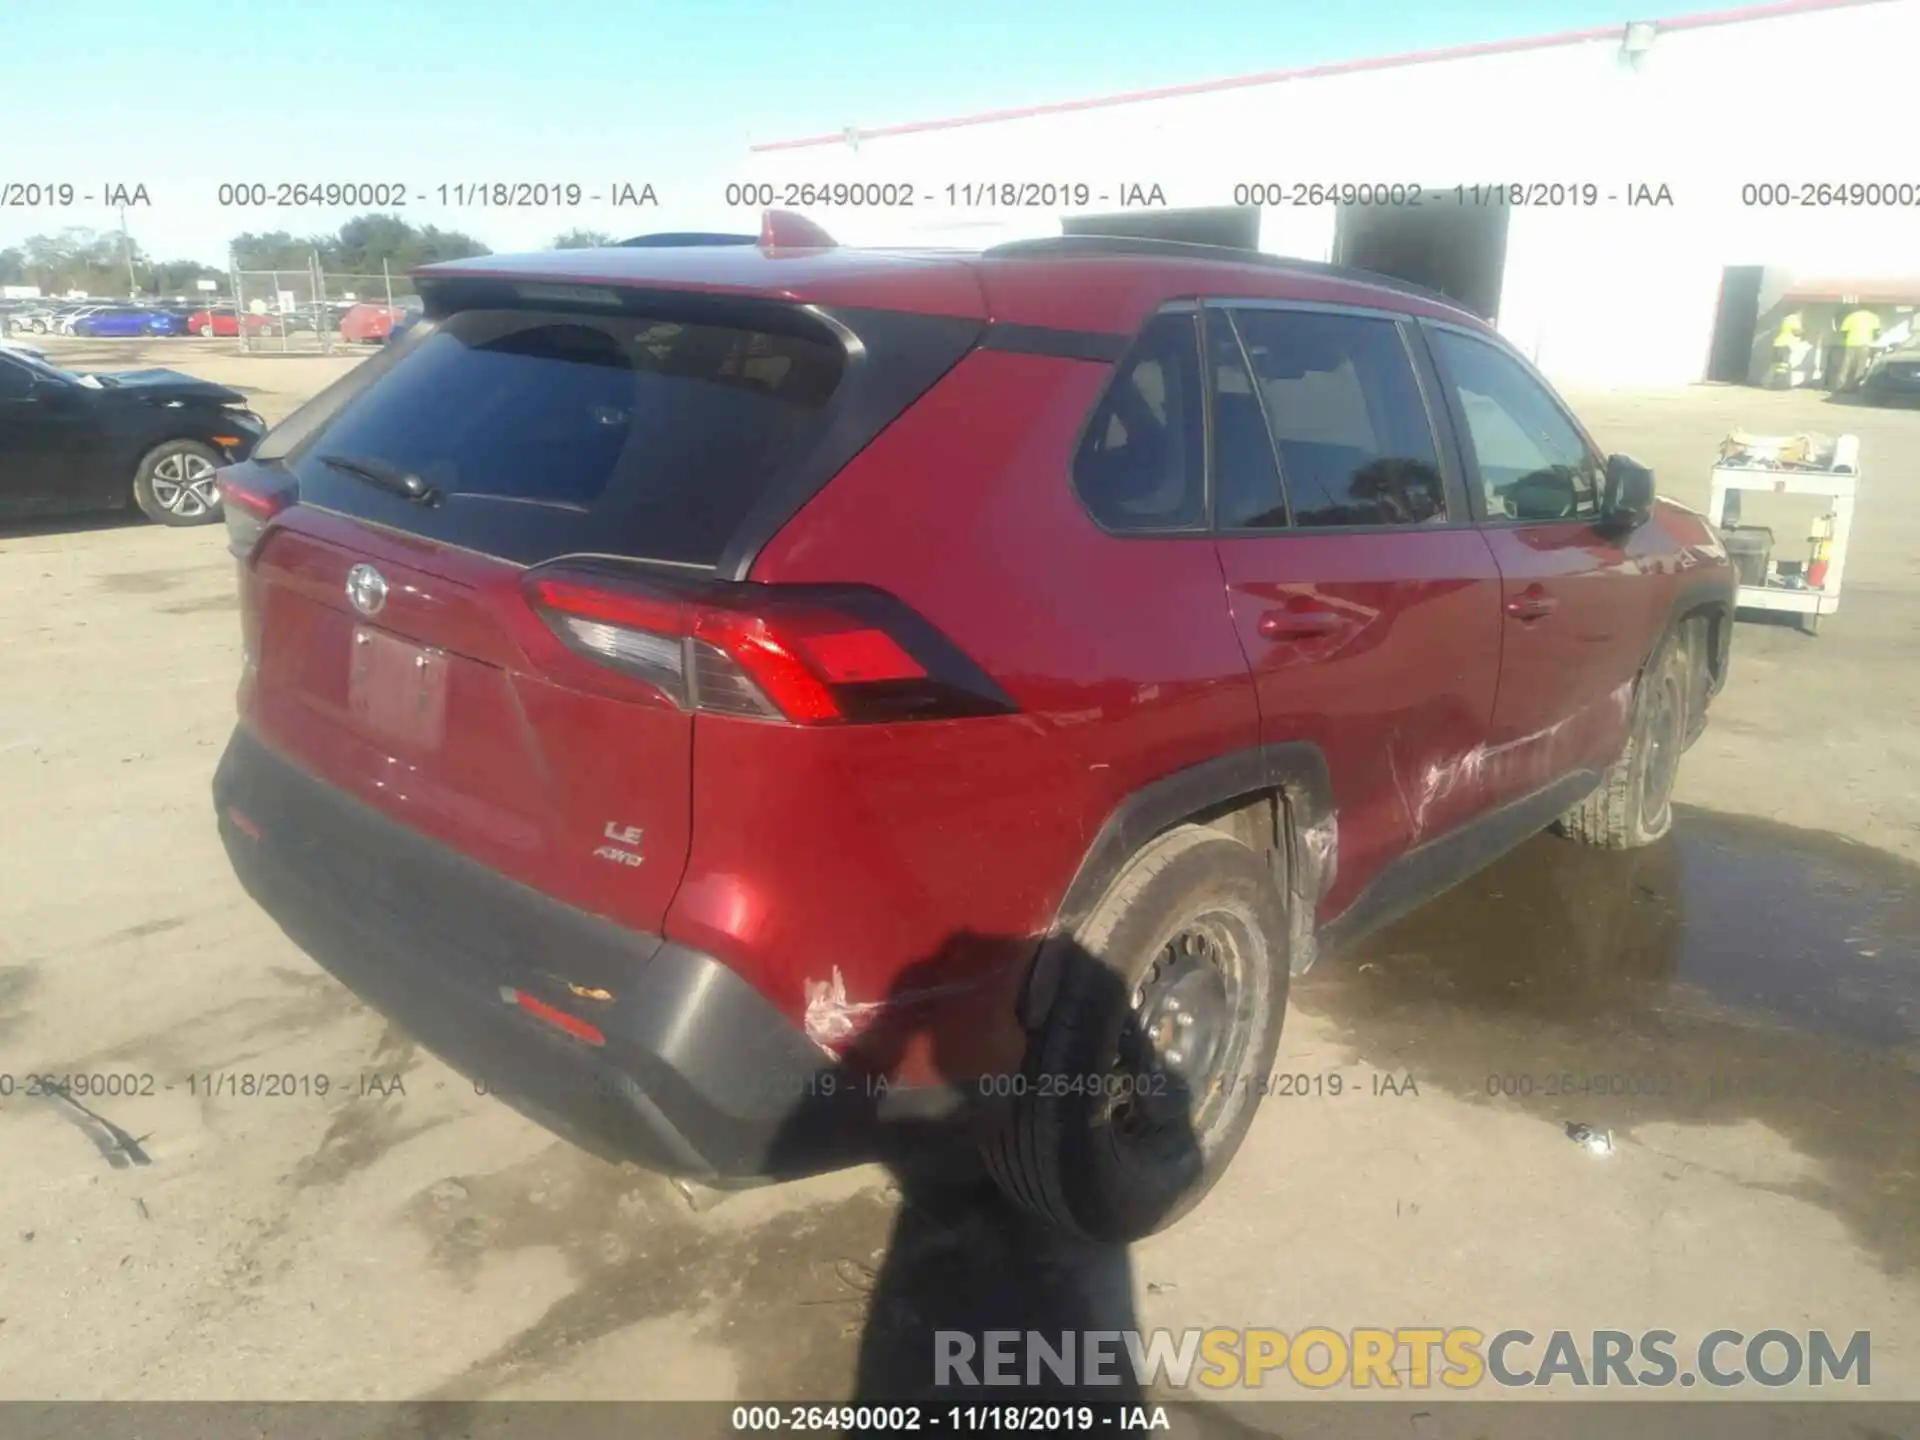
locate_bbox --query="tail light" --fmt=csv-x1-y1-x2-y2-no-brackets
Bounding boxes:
220,470,294,560
521,564,1016,726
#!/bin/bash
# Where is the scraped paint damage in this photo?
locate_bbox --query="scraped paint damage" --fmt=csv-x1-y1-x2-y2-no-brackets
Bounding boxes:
1298,812,1338,900
801,966,981,1057
802,967,887,1053
1389,680,1637,842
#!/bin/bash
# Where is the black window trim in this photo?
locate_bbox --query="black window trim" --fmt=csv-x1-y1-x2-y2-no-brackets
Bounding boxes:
1202,298,1475,538
1067,302,1215,542
1418,317,1611,530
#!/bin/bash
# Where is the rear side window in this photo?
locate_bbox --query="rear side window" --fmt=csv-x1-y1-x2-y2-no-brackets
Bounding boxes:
293,309,844,565
1231,310,1448,529
1073,312,1206,532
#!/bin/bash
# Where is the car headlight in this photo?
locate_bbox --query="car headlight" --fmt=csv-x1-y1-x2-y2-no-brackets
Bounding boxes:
233,410,267,430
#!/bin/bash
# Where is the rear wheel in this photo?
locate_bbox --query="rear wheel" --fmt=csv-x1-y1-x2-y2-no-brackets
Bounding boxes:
133,440,225,526
1555,628,1690,849
982,826,1290,1242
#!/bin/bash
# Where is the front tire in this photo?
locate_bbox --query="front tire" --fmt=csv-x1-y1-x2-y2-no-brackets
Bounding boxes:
982,826,1290,1242
133,440,225,526
1556,628,1691,849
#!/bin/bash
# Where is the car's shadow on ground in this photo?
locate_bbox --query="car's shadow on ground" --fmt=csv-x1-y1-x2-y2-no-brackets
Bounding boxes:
0,509,148,541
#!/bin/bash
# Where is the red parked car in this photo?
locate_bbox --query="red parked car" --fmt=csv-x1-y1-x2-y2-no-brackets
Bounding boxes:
213,220,1735,1241
188,307,277,338
337,300,415,344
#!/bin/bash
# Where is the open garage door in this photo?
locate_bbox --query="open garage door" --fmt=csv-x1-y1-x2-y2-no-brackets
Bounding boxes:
1705,265,1766,384
1333,202,1510,321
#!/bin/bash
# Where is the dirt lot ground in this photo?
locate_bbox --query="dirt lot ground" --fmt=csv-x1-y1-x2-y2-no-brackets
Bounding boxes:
0,338,1915,1423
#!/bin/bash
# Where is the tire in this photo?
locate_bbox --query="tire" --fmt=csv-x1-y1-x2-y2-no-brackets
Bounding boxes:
1555,627,1691,849
132,439,226,526
198,323,214,338
982,825,1290,1242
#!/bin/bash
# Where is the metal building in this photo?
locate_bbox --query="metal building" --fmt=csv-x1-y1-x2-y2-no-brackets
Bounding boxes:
734,0,1918,388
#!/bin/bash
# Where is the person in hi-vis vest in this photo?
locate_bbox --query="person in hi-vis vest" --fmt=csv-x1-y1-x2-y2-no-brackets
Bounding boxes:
1769,311,1804,382
1834,307,1882,391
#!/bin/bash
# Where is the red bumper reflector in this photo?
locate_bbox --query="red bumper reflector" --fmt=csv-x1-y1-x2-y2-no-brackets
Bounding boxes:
227,806,263,840
500,987,607,1047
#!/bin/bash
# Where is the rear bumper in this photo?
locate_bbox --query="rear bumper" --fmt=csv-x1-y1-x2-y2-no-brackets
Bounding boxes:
213,727,948,1181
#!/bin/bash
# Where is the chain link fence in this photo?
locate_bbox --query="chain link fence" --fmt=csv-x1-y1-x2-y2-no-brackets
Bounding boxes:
225,258,419,354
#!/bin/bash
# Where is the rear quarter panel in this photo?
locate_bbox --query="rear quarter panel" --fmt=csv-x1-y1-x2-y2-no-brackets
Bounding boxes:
682,348,1260,1084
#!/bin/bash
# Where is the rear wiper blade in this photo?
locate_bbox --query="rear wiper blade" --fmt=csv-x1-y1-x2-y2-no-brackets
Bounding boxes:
318,453,439,505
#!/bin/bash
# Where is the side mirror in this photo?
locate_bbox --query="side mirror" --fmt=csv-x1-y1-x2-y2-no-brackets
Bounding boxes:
1600,454,1655,532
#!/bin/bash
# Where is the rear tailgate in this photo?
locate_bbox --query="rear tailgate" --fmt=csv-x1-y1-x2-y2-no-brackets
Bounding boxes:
234,274,986,942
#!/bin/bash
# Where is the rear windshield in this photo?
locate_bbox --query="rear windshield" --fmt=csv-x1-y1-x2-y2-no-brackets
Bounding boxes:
290,308,845,567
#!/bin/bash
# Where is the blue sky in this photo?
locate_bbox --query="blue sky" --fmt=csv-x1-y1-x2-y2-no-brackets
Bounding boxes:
3,0,1652,265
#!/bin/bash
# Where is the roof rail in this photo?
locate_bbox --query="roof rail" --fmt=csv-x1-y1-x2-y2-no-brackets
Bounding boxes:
616,211,840,252
979,234,1475,314
616,232,760,248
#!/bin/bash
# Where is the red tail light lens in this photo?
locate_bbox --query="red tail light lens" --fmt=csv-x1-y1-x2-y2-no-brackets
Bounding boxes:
522,565,1013,726
220,471,294,560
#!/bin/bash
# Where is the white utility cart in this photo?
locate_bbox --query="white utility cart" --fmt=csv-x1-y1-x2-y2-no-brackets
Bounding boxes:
1707,434,1860,637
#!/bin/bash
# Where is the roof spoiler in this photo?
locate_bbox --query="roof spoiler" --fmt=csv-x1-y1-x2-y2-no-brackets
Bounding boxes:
617,210,839,252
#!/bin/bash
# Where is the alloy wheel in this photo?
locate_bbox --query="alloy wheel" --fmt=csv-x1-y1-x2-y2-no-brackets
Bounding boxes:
148,451,222,518
1640,670,1685,832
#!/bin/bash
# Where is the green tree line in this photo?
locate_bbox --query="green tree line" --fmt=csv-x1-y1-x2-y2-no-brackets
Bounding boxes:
0,216,625,297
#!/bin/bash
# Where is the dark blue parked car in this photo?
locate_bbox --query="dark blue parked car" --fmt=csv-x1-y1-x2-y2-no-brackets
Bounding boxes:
73,308,189,338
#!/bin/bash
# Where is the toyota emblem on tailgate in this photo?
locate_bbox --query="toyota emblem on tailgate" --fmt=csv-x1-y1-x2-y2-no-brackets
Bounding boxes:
346,564,389,616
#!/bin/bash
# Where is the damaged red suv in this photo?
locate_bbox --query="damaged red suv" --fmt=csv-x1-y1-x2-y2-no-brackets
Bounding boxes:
214,218,1735,1242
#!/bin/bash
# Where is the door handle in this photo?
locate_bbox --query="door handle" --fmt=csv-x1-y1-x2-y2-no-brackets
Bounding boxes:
1505,586,1558,621
1258,607,1346,640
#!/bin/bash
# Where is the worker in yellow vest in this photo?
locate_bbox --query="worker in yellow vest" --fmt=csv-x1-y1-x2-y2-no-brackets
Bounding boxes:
1834,307,1882,391
1768,311,1804,385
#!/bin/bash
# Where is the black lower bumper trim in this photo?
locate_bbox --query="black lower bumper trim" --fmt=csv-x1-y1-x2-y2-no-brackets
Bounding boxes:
213,727,964,1180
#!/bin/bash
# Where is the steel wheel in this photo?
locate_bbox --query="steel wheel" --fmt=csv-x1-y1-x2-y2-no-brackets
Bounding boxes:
147,450,222,518
1110,909,1257,1155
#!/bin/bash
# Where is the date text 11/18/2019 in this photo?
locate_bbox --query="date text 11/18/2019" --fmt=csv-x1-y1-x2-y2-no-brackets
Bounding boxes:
1228,182,1676,208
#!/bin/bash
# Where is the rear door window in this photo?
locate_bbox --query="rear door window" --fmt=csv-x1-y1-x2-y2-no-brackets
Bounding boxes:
290,308,844,566
1207,313,1288,529
1229,309,1449,529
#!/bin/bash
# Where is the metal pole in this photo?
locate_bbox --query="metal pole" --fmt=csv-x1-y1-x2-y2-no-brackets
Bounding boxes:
119,207,137,297
232,259,247,353
384,259,394,312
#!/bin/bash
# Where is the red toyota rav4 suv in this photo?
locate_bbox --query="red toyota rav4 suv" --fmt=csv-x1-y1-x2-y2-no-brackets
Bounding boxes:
214,222,1734,1242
